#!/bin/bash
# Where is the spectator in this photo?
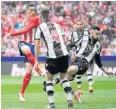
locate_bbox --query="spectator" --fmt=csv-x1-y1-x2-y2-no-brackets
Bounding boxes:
1,1,116,56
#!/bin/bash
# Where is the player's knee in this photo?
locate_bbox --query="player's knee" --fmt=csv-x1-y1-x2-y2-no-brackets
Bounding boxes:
46,72,54,81
21,45,31,54
26,66,33,73
66,74,74,81
59,73,65,80
67,66,78,76
26,69,32,74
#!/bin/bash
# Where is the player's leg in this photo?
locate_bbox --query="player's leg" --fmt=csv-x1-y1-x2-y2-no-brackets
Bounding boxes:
75,75,83,94
53,62,78,85
21,45,35,64
53,76,60,85
59,55,73,107
44,58,58,108
53,74,83,95
18,41,41,75
59,73,73,107
18,41,35,65
46,72,55,108
87,64,94,93
66,65,82,103
18,63,33,102
68,58,89,102
53,66,79,85
66,65,78,80
52,63,82,103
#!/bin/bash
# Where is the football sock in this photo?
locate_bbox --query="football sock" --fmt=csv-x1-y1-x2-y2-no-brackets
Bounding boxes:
46,81,54,104
87,74,93,86
20,73,32,93
60,79,72,101
25,52,35,66
75,75,82,89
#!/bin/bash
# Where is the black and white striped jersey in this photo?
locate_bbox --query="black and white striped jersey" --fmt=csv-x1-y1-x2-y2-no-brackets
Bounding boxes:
68,29,89,55
68,29,102,67
35,20,68,58
76,37,102,63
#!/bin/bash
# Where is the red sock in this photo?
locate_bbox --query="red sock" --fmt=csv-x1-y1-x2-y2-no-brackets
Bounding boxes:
20,73,32,93
25,52,35,66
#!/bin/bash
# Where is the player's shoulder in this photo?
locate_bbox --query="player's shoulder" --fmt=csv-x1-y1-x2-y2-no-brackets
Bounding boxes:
53,22,61,29
39,21,45,27
96,41,101,46
71,29,78,35
83,28,89,31
73,29,77,32
31,15,41,26
83,28,89,34
31,15,40,21
53,22,60,26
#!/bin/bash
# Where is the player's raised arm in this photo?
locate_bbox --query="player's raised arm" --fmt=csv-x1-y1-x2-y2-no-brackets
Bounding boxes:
5,17,40,38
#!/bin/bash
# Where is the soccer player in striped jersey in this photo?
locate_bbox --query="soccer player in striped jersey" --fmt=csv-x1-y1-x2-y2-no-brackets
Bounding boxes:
55,20,94,94
66,26,113,87
34,8,73,108
53,26,113,102
5,3,41,102
68,20,94,94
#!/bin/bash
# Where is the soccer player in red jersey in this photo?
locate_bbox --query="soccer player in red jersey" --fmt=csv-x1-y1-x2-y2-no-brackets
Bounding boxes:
5,3,41,102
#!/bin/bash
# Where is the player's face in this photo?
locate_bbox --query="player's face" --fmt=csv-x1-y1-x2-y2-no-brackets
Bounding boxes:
26,7,35,17
91,30,100,40
76,21,83,31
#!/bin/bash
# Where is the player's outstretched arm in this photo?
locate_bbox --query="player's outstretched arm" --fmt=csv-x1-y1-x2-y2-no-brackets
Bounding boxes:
100,66,113,77
95,54,113,77
5,17,40,38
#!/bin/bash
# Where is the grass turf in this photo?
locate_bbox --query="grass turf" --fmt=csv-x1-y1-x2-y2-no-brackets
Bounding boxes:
1,76,116,109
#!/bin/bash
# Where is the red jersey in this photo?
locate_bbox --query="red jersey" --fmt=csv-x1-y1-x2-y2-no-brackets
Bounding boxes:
11,15,41,44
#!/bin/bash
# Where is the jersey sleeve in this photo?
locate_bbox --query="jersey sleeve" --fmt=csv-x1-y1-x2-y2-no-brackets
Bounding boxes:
68,32,74,42
95,45,103,68
11,17,40,36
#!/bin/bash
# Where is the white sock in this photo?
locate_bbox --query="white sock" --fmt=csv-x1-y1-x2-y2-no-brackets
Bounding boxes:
66,93,72,101
48,96,54,104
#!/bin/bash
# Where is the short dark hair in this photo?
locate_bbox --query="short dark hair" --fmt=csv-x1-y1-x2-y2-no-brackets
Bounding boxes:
91,26,100,31
40,8,50,20
26,2,36,9
76,19,83,23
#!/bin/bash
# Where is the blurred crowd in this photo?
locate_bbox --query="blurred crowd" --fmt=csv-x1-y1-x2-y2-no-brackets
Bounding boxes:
1,1,116,56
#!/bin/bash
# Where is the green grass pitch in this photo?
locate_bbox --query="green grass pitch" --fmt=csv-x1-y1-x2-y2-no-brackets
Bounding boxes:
1,76,116,109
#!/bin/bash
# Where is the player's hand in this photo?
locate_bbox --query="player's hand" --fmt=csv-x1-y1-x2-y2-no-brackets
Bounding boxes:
34,61,39,69
71,56,76,62
5,33,12,39
105,71,113,78
34,61,42,76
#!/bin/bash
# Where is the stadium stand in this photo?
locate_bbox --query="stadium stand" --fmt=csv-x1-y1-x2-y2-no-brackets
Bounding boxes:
1,1,116,56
